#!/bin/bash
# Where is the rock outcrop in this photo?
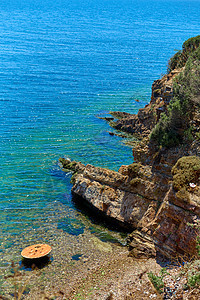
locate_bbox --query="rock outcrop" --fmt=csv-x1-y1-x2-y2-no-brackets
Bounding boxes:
60,150,200,259
60,36,200,259
109,68,183,138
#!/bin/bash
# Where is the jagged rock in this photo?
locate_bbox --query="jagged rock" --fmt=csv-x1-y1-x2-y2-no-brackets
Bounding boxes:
127,231,156,258
70,164,160,228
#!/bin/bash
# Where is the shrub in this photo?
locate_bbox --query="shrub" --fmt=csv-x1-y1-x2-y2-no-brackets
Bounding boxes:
168,50,185,72
150,103,185,148
172,156,200,191
148,268,168,294
188,273,200,287
183,35,200,54
176,189,190,202
168,35,200,73
150,38,200,148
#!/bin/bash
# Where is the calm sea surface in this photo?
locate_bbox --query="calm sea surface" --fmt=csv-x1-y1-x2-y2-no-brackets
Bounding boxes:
0,0,199,282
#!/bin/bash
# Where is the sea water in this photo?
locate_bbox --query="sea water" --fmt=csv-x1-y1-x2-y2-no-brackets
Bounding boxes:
0,0,199,283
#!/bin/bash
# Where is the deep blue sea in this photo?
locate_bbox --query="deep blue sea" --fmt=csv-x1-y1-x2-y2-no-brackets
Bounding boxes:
0,0,199,280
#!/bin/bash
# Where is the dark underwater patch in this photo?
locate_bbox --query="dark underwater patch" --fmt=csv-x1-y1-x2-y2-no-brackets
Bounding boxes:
57,217,85,236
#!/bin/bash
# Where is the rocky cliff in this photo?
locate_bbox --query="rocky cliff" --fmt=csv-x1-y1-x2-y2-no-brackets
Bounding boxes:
109,68,183,138
60,36,200,259
60,148,200,259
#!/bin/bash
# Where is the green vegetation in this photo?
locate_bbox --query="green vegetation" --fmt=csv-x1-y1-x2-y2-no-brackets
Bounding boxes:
197,236,200,256
187,260,200,288
188,272,200,287
172,156,200,191
148,268,169,294
59,158,78,173
150,35,200,148
168,35,200,72
171,155,200,202
70,172,78,184
185,231,200,289
128,162,144,187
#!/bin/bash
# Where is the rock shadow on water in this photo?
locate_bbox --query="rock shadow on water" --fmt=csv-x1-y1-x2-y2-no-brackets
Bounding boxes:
89,226,126,245
71,193,130,245
20,255,52,271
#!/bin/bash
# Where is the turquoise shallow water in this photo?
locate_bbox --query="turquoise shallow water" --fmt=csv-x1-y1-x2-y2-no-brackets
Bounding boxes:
0,0,200,278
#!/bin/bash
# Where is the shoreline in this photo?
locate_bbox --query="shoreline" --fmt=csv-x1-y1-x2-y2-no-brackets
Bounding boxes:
1,213,163,299
3,35,200,299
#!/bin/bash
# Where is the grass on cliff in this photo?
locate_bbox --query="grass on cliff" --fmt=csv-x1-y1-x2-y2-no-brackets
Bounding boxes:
150,36,200,149
127,163,144,187
171,156,200,202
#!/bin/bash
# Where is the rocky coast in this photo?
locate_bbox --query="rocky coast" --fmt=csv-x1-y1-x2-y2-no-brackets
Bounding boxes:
60,143,200,259
4,35,199,300
58,36,200,298
57,36,200,299
60,36,200,259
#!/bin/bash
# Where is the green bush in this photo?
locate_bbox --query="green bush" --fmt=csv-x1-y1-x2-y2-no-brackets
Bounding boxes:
168,35,200,73
188,273,200,287
176,189,190,202
168,50,185,72
150,99,186,148
172,156,200,191
196,237,200,256
148,268,168,294
150,95,189,148
150,38,200,148
183,35,200,54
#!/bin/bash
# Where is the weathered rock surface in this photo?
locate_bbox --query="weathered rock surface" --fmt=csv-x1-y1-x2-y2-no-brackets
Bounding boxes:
60,155,200,259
